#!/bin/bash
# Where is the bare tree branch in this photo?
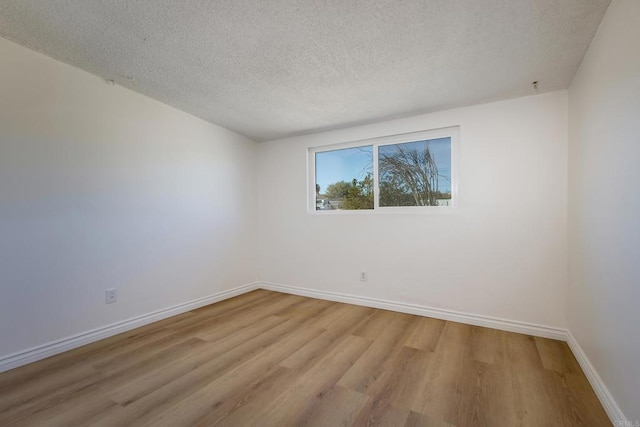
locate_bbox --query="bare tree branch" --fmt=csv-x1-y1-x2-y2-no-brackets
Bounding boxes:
379,143,440,206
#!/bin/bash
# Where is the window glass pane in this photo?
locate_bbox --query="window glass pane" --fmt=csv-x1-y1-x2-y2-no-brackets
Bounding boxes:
315,146,373,210
378,137,452,207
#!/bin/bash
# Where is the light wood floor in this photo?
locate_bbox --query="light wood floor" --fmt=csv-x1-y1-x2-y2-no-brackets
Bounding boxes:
0,290,610,426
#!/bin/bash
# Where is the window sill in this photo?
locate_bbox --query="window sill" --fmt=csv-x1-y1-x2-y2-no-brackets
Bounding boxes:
309,206,458,215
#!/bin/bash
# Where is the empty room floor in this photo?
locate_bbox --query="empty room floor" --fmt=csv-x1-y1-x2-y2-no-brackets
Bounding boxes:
0,290,609,426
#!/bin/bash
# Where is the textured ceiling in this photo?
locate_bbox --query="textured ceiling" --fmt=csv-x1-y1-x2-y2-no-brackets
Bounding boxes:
0,1,610,141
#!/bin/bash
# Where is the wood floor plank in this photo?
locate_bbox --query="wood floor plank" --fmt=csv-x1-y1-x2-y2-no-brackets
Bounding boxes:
96,337,212,389
534,336,580,374
410,321,475,422
295,385,371,427
0,364,98,414
192,366,299,426
0,323,178,393
503,333,561,426
313,302,375,331
11,391,119,427
279,306,374,370
469,325,501,364
404,410,456,427
90,330,197,371
449,359,488,426
192,293,305,342
351,346,430,425
108,314,299,408
198,308,356,427
354,403,411,427
476,336,524,426
1,367,105,425
561,370,613,426
188,322,330,425
243,334,373,426
404,316,446,352
0,290,611,427
188,289,274,318
337,311,418,394
365,346,432,411
352,309,405,340
103,318,304,420
4,337,212,426
158,291,288,339
141,323,336,426
272,296,334,320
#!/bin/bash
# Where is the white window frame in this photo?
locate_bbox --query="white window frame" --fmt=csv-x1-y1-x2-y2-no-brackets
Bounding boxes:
308,126,459,214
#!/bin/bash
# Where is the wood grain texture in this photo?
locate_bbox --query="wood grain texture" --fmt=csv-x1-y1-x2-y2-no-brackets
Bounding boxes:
0,290,610,426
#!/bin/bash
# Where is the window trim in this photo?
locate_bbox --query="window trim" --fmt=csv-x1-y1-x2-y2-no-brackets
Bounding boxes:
308,126,459,214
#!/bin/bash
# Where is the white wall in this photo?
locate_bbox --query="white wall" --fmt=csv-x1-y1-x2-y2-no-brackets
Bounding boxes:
259,91,568,328
568,0,640,421
0,37,258,358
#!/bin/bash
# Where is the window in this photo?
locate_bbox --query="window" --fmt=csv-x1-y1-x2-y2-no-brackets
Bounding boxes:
309,127,458,212
314,145,374,210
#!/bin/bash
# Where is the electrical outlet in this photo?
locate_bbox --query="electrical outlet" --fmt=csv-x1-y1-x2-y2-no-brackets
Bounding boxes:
105,288,118,304
360,271,368,282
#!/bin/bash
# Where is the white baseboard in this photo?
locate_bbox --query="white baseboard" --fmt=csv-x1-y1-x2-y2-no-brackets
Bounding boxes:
258,281,567,340
0,282,259,373
566,332,629,424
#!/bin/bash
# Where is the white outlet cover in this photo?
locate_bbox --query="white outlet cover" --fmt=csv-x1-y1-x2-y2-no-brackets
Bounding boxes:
105,288,118,304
